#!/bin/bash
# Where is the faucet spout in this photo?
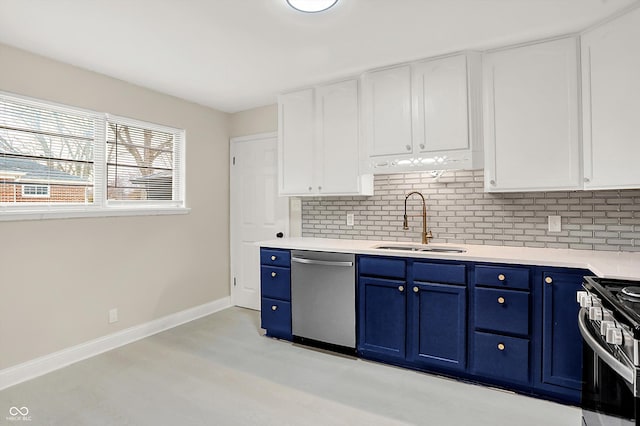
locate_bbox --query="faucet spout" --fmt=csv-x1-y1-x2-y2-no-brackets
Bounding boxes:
403,191,433,244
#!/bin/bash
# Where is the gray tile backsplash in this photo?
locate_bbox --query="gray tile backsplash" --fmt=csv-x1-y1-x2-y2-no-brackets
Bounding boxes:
301,170,640,252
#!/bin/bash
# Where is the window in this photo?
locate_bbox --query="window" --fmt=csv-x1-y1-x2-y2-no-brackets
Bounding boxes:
0,92,186,219
22,184,50,198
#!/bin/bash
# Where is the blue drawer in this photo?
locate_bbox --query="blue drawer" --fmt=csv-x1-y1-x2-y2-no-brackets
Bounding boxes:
261,297,292,340
413,262,466,285
359,256,406,279
474,288,529,336
260,248,290,268
475,265,530,290
261,266,291,301
473,332,530,384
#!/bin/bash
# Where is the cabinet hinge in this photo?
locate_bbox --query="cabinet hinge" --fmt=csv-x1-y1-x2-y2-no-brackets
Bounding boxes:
233,277,237,287
232,156,236,165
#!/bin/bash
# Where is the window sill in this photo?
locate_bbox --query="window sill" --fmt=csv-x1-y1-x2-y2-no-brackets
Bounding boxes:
0,207,191,222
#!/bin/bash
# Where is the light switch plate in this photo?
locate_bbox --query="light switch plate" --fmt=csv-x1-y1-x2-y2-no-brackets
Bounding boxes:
548,215,561,233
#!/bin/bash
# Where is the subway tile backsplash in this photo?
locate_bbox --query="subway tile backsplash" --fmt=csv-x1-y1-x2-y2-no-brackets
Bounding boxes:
301,170,640,252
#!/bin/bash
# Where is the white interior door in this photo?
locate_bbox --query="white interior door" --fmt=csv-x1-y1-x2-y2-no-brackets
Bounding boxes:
230,133,289,310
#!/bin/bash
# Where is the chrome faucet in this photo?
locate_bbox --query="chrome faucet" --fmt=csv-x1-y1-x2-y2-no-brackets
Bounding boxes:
403,191,433,244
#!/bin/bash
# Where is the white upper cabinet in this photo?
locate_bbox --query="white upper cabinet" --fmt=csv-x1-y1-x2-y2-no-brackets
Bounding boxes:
278,89,315,195
483,37,581,192
361,53,482,173
278,80,373,197
581,7,640,190
412,53,483,166
361,65,413,159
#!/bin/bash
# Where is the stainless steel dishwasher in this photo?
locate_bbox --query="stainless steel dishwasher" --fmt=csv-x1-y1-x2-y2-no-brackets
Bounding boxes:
290,250,356,349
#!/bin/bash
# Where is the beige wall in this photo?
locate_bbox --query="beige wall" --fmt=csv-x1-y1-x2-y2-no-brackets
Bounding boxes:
229,104,277,137
0,43,230,369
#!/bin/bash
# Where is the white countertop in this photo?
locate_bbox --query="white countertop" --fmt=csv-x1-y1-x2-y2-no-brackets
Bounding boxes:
259,237,640,280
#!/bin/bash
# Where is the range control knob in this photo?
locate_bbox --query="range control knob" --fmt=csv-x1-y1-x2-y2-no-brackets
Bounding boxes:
580,295,594,308
589,307,603,321
606,327,624,345
600,320,616,337
576,291,588,304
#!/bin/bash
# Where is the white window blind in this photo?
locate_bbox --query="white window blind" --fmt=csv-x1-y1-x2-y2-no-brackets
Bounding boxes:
0,95,98,206
106,116,184,207
0,91,187,219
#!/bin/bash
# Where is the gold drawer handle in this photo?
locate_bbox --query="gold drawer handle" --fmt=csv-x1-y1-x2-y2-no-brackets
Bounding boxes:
271,255,277,261
271,272,277,278
545,277,553,284
398,286,404,292
497,297,505,304
498,274,506,281
271,305,278,311
497,343,505,351
413,286,419,293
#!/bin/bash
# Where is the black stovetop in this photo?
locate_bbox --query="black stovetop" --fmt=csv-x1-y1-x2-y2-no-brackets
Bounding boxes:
584,276,640,339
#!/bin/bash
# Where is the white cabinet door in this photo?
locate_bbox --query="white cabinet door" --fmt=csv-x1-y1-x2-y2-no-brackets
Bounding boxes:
484,37,581,192
582,7,640,190
362,65,413,160
412,54,470,154
278,89,315,195
316,79,362,194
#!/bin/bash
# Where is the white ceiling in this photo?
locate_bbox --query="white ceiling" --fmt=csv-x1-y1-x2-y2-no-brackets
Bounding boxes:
0,0,637,113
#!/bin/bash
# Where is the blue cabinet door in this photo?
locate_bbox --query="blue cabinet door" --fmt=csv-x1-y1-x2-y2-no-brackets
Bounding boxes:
358,276,407,360
408,282,467,371
541,270,585,391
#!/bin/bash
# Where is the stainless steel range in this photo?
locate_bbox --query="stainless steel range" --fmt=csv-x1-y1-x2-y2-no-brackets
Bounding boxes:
578,276,640,426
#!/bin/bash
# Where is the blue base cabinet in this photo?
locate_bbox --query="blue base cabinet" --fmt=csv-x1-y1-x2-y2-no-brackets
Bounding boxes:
532,267,589,403
358,257,468,374
359,276,407,360
260,248,292,340
356,254,589,406
408,282,467,371
358,257,407,360
471,264,532,387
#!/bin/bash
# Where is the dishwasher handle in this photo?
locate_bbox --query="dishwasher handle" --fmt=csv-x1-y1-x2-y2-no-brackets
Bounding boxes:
291,256,353,268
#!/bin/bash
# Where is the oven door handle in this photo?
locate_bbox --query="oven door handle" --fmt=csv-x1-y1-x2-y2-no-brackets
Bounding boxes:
578,308,635,386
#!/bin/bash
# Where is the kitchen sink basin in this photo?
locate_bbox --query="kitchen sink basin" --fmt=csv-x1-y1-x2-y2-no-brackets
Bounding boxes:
373,244,466,253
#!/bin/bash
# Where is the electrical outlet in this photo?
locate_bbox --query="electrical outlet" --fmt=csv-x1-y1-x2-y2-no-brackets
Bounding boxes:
548,215,561,233
109,308,118,324
346,213,355,226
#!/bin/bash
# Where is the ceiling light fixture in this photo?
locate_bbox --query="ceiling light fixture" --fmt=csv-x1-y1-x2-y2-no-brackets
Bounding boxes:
286,0,339,13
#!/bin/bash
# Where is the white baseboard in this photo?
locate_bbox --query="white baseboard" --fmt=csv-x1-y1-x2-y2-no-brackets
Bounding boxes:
0,297,232,391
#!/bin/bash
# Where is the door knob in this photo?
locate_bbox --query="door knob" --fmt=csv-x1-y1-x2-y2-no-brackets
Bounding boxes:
497,297,505,304
497,343,505,351
276,232,284,238
413,286,419,293
271,272,277,278
545,277,553,284
398,286,404,292
271,255,276,261
498,274,505,281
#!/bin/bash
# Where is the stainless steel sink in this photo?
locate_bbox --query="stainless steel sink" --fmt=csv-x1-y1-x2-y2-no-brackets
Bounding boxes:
373,244,466,253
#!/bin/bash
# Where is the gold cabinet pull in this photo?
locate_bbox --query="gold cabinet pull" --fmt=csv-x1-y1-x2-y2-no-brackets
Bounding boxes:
271,272,277,278
498,297,505,304
497,343,505,351
398,285,404,292
413,286,419,293
498,274,506,281
271,305,278,311
545,277,553,284
271,255,276,261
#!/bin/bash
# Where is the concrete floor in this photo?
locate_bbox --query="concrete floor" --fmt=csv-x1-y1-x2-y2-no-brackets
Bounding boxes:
0,307,582,425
